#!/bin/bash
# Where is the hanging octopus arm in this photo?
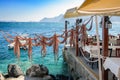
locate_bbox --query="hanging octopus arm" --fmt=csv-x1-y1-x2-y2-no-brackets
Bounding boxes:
52,34,60,61
33,37,46,56
60,30,66,38
25,38,33,60
45,35,53,46
33,37,40,46
18,36,27,40
3,35,13,43
17,41,21,59
60,30,68,44
5,32,15,39
80,25,85,45
69,29,75,47
39,35,53,40
47,39,53,46
1,31,14,43
80,17,93,45
53,34,60,54
14,37,19,55
39,36,48,57
14,36,21,59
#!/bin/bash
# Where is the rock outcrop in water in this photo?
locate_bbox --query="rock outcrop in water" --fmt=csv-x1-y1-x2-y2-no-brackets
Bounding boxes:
26,64,49,77
0,64,72,80
0,73,5,80
8,64,24,77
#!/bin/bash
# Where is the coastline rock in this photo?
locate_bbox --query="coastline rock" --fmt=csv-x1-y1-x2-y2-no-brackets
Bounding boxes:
56,74,69,80
43,75,53,80
5,75,24,80
49,74,56,80
8,64,24,77
26,64,49,77
4,74,9,78
0,73,5,80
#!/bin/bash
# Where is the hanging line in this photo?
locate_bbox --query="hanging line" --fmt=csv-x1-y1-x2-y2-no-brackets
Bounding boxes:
84,16,94,26
80,48,98,63
86,17,93,31
80,47,104,63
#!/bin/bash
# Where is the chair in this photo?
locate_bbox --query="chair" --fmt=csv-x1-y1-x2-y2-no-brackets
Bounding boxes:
108,48,113,57
115,48,120,57
116,39,120,46
100,48,112,57
109,48,120,80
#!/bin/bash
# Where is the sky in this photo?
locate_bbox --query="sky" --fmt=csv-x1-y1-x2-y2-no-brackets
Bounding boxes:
0,0,84,22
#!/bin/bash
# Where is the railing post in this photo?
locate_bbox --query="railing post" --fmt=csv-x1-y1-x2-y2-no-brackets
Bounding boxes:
65,21,68,45
76,19,79,56
102,16,109,80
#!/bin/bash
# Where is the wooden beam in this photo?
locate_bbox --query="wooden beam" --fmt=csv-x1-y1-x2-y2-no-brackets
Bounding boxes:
65,21,68,45
76,19,79,56
102,16,109,80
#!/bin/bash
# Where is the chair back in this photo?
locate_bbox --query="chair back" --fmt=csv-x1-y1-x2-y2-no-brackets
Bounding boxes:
117,39,120,46
116,48,120,57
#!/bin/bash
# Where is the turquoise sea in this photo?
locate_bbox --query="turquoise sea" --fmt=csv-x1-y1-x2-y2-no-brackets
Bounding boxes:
0,22,68,75
0,22,120,76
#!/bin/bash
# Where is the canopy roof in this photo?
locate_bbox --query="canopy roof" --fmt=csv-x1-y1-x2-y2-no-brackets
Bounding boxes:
64,7,91,18
77,0,120,16
64,7,81,18
64,0,120,18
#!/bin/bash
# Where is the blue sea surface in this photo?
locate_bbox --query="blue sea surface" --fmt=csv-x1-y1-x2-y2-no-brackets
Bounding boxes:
0,22,68,75
0,22,120,76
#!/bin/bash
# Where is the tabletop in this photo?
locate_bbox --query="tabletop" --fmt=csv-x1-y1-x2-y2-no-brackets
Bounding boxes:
83,45,120,58
103,57,120,79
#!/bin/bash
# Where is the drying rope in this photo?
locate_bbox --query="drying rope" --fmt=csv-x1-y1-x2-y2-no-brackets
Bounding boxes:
80,47,102,63
86,17,93,31
83,16,94,25
80,47,98,62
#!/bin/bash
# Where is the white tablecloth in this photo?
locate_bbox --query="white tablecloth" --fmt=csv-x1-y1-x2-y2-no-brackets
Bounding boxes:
83,45,99,58
103,57,120,79
108,46,120,50
83,45,120,58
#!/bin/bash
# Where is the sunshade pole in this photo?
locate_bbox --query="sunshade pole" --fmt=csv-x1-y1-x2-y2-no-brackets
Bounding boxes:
102,16,109,80
65,21,68,45
95,16,102,80
76,19,79,56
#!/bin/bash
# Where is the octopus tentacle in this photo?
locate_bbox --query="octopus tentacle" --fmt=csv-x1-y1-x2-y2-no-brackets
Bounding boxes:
27,38,32,60
52,33,60,61
69,29,76,47
14,36,21,59
79,24,88,46
40,36,47,57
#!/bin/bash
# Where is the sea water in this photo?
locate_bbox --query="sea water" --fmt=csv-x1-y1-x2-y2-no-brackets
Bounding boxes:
0,22,68,75
0,22,120,76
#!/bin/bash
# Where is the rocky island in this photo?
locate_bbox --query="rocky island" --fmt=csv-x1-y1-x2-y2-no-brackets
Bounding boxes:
0,64,70,80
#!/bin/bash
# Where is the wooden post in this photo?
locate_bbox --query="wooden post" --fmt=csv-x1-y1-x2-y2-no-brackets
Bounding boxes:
76,19,79,56
102,16,109,80
65,21,68,45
